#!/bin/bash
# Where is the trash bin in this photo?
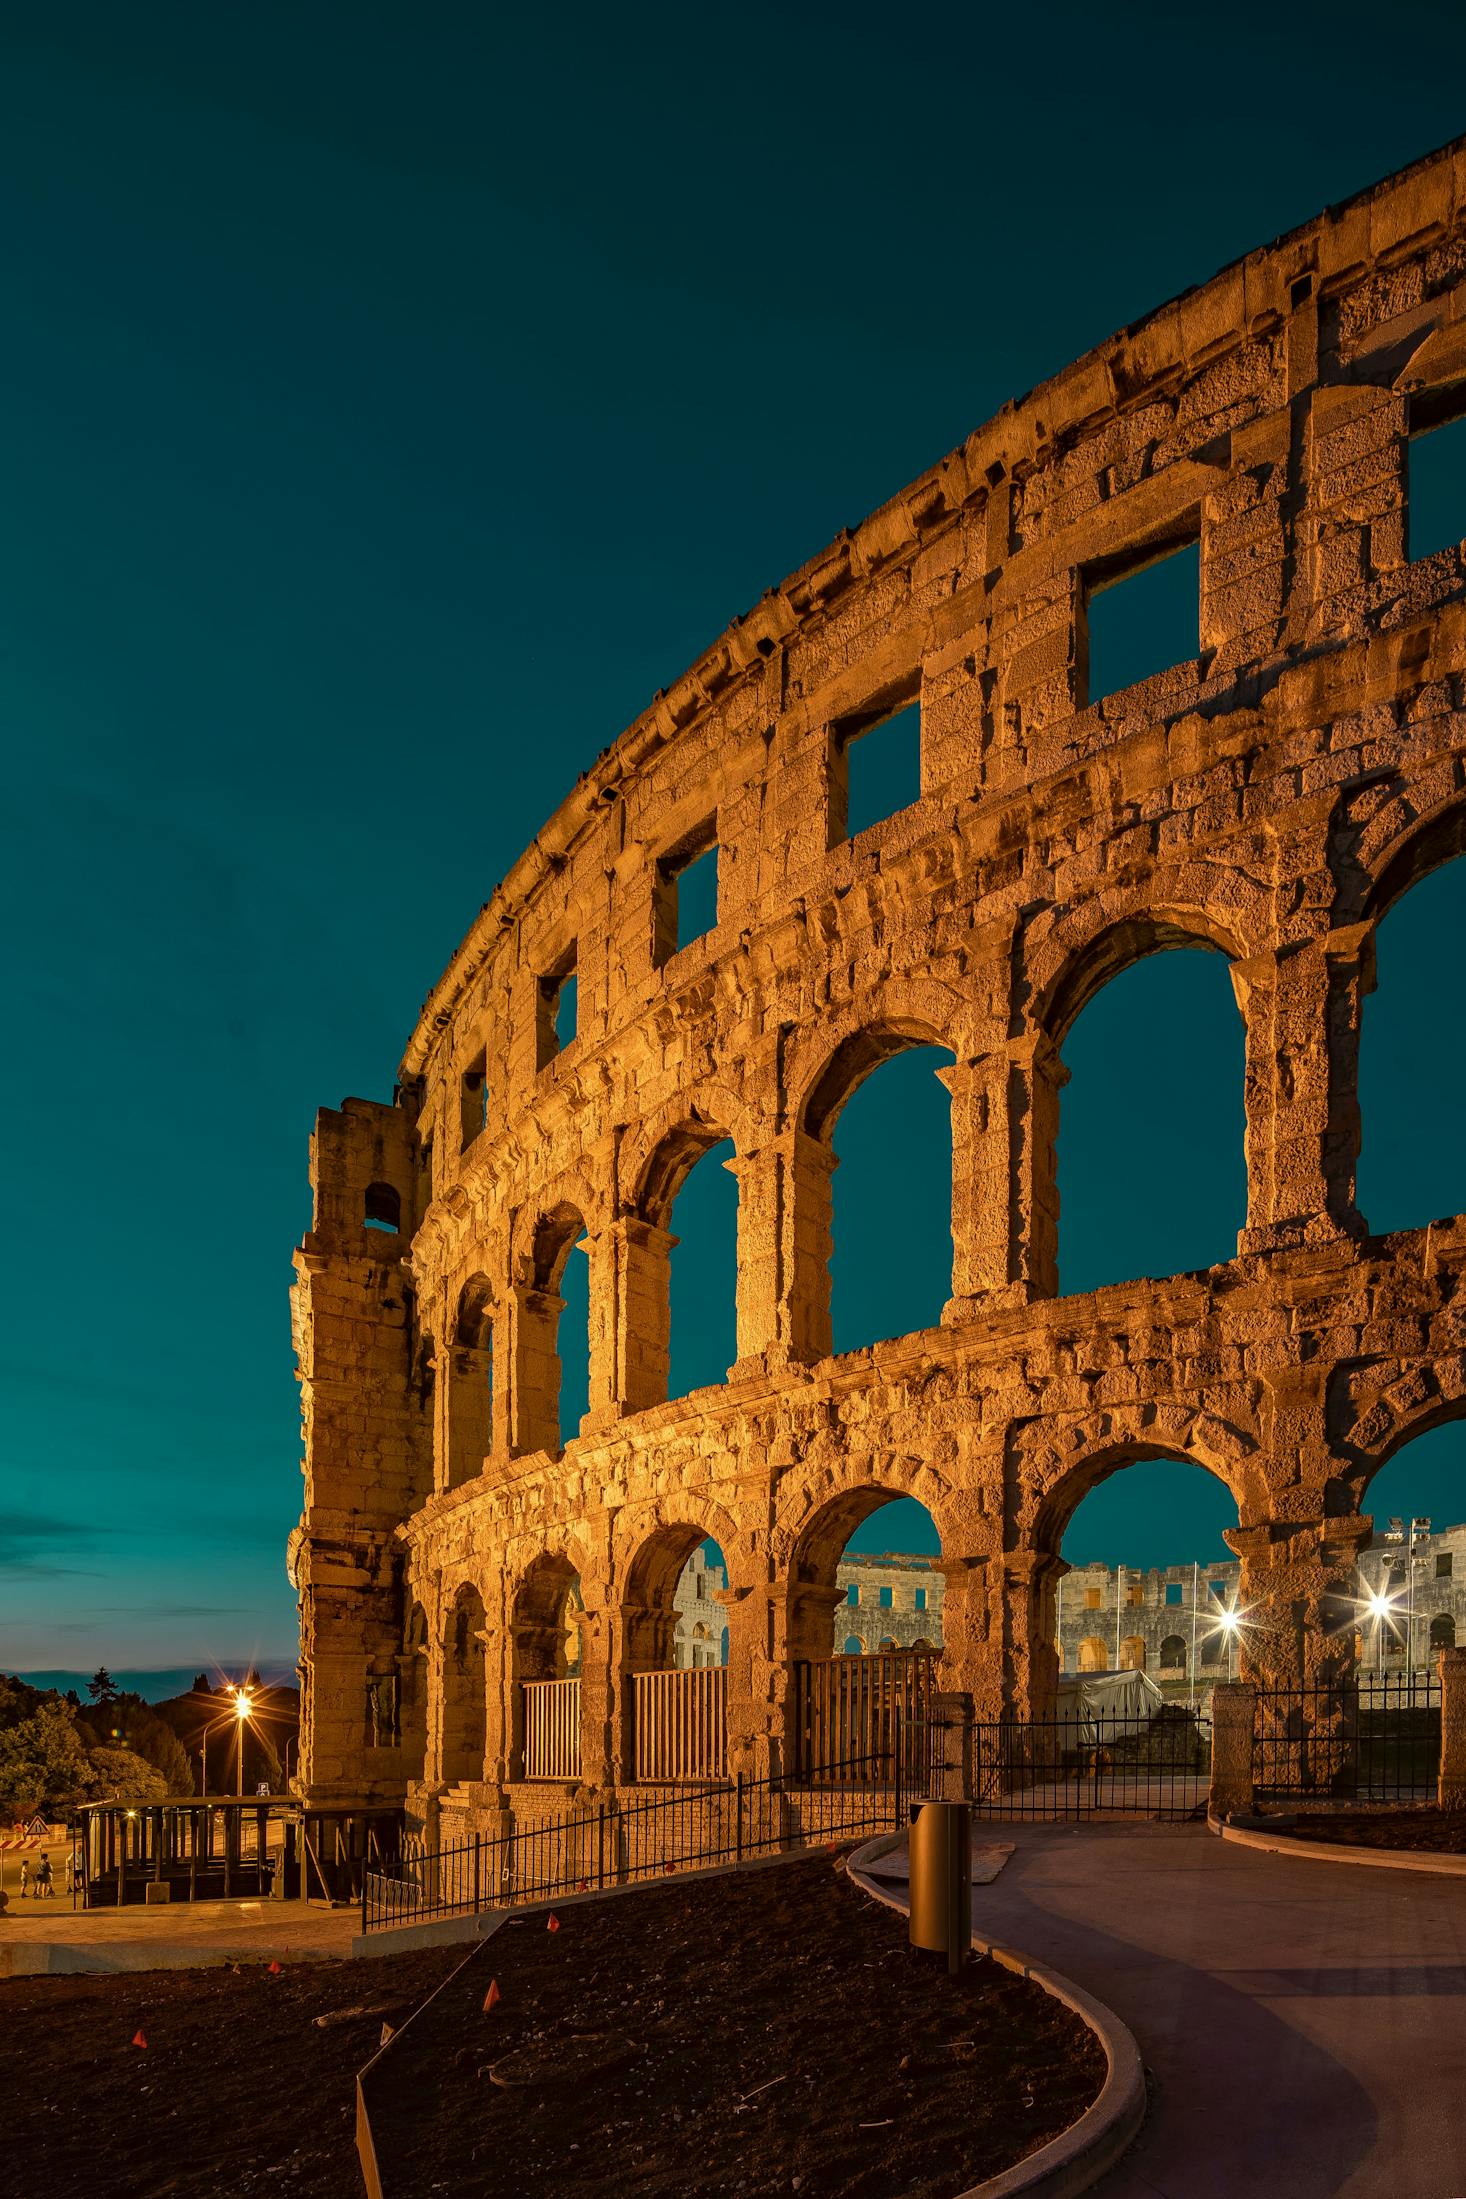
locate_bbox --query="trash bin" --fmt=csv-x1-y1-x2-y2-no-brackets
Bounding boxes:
908,1798,971,1976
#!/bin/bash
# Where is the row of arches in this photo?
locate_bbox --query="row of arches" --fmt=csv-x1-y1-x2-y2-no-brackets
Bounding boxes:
433,833,1466,1464
407,1411,1466,1788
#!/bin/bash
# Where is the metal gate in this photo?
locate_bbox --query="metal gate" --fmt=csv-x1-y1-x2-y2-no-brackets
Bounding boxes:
792,1650,934,1785
1253,1676,1441,1803
970,1702,1211,1820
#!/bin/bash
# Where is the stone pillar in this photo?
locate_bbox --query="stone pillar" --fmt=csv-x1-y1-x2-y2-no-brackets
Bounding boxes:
726,1132,836,1370
604,1216,677,1416
1438,1646,1466,1810
937,1056,1007,1312
717,1583,777,1782
1228,1513,1368,1691
575,1584,615,1792
1209,1681,1257,1820
928,1691,974,1802
1235,919,1367,1253
929,1554,1003,1725
1008,1035,1065,1300
444,1342,492,1490
508,1277,563,1457
1005,1547,1068,1720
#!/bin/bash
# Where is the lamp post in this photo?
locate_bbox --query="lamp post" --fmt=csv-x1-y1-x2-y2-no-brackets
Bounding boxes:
1217,1606,1241,1682
233,1688,253,1797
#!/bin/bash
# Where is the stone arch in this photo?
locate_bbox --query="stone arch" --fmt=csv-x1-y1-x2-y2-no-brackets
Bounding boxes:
622,1082,760,1223
1077,1636,1108,1672
615,1510,735,1780
440,1582,487,1786
780,1473,948,1672
1031,905,1250,1050
842,1633,863,1655
1159,1633,1188,1671
1119,1635,1147,1672
1024,1425,1257,1556
1336,1384,1466,1496
791,979,971,1139
509,1196,594,1457
1430,1612,1456,1651
399,1596,428,1774
1351,778,1466,927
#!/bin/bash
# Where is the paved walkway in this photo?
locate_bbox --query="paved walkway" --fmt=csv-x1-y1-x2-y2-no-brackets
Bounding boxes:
0,1895,359,1975
875,1821,1466,2199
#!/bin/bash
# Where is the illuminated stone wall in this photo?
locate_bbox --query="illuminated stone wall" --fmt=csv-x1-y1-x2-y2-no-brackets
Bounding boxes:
292,141,1466,1826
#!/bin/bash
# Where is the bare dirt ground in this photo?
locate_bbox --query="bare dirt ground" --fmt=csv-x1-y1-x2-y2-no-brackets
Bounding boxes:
0,1850,1103,2198
1285,1805,1466,1853
367,1850,1104,2199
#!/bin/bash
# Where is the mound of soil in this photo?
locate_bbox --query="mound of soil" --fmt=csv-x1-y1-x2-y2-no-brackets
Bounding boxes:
1287,1807,1466,1853
367,1850,1105,2198
0,1941,461,2196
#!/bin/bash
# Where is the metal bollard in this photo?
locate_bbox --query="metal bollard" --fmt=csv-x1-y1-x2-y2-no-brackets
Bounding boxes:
907,1798,971,1977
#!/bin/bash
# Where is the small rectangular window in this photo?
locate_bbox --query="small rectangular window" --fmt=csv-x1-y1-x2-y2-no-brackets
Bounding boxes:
459,1051,488,1151
1407,409,1466,564
830,696,921,844
1164,1582,1183,1606
1209,1580,1226,1601
655,824,719,964
878,1585,893,1610
1127,1583,1143,1607
1437,1552,1453,1580
1084,534,1200,703
846,1583,859,1608
1085,1586,1102,1609
915,1587,927,1612
537,951,578,1069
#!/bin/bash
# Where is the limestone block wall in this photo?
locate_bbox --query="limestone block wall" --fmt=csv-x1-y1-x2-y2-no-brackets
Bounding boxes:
292,141,1466,1825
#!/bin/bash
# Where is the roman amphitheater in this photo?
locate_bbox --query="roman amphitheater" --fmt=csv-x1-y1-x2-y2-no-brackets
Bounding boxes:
291,141,1466,1841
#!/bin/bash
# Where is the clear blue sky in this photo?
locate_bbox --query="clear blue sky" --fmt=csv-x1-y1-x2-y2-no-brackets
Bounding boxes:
4,5,1466,1682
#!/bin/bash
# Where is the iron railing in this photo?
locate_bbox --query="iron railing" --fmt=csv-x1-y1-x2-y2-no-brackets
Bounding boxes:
1252,1675,1441,1803
969,1703,1212,1821
361,1738,911,1934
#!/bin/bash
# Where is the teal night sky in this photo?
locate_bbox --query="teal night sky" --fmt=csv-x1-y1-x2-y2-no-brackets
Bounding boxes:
5,7,1466,1688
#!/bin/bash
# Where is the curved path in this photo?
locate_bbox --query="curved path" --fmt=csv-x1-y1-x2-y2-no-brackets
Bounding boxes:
879,1822,1466,2199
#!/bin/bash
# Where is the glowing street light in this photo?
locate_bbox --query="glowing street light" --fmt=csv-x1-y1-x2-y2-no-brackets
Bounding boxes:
232,1687,254,1798
1215,1605,1242,1681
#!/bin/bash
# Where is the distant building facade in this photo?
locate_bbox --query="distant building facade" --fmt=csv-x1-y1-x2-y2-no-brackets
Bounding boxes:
676,1527,1466,1681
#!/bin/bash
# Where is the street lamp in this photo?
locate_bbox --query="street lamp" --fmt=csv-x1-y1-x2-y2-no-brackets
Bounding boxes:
232,1687,253,1798
1216,1606,1242,1682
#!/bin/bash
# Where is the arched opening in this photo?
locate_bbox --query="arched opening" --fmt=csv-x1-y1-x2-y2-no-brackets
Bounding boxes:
445,1277,494,1491
842,1634,863,1656
364,1182,401,1233
1359,842,1466,1233
1357,1418,1466,1678
440,1586,486,1786
787,1489,941,1780
1053,928,1246,1295
638,1121,739,1402
622,1527,729,1782
523,1205,590,1454
1430,1613,1456,1652
1049,1451,1241,1696
803,1029,955,1357
511,1554,581,1781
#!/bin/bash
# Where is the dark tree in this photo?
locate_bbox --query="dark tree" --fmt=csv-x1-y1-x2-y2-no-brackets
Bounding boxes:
87,1668,119,1706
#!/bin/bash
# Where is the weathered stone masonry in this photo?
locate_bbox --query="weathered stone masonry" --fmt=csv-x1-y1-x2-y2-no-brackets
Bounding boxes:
292,143,1466,1837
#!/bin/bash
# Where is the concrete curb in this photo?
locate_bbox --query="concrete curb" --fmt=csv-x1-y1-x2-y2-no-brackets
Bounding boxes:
847,1833,1146,2199
1218,1821,1466,1877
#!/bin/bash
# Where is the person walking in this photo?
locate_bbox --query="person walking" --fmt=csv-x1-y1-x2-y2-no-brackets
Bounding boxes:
34,1854,53,1898
18,1858,28,1899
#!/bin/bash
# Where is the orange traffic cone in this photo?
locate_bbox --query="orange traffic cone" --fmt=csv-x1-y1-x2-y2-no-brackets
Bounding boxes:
132,2030,148,2050
546,1912,560,1933
483,1979,502,2012
268,1960,282,1975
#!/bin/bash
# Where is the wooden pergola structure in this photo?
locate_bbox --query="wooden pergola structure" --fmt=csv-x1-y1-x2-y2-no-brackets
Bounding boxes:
72,1796,404,1908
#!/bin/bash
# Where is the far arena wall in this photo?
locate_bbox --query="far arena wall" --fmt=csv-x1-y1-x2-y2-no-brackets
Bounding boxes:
292,141,1466,1835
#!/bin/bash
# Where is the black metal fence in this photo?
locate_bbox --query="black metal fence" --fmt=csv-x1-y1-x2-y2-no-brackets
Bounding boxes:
970,1703,1212,1821
361,1743,909,1934
1253,1675,1442,1803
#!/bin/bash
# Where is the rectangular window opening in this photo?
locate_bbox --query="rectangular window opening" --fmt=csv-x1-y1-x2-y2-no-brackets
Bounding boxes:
1084,1587,1102,1609
1406,403,1466,565
655,823,720,964
459,1052,488,1151
831,695,921,844
1437,1552,1453,1580
1083,533,1200,704
1164,1582,1183,1605
846,1583,859,1608
915,1587,927,1612
537,951,578,1068
878,1585,894,1610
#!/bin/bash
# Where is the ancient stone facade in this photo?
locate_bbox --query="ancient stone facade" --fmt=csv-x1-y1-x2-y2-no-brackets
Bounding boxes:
292,143,1466,1834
